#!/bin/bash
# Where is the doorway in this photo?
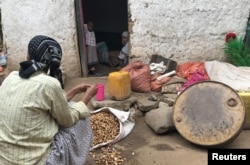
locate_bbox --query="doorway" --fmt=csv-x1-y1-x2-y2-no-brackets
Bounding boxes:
75,0,128,77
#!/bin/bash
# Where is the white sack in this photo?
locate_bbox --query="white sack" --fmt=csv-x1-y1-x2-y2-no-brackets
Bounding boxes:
90,107,135,151
205,60,250,91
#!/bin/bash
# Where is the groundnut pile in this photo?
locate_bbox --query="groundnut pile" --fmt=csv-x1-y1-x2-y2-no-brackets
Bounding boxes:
90,110,120,147
89,146,125,165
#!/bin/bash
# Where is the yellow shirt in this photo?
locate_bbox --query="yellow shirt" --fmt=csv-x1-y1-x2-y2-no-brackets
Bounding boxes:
0,71,90,165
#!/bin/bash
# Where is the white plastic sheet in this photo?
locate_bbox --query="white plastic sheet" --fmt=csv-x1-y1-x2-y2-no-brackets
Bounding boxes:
205,60,250,91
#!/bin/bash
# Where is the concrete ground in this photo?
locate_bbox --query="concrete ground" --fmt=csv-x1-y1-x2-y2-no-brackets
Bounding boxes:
64,76,250,165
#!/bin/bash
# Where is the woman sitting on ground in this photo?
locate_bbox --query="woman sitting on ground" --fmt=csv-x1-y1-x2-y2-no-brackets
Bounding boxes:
0,35,97,164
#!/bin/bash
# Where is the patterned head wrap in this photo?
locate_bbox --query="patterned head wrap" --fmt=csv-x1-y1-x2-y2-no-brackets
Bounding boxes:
19,35,64,88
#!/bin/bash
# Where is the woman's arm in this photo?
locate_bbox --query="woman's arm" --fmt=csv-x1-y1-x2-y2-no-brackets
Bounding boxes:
50,83,97,127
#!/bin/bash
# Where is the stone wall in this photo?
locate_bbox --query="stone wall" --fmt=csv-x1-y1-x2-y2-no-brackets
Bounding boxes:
0,0,81,78
128,0,250,64
0,0,249,78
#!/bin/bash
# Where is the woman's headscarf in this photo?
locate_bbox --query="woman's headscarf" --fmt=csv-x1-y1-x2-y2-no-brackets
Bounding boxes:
19,35,64,88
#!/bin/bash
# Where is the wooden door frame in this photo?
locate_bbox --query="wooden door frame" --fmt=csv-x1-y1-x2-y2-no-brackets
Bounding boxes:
75,0,87,77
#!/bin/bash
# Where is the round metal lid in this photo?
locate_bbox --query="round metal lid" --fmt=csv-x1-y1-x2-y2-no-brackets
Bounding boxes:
173,81,245,147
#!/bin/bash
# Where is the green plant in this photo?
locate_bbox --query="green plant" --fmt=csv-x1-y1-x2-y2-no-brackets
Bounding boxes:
224,37,250,66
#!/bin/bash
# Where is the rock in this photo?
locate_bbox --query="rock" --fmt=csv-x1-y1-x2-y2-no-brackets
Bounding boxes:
128,107,144,120
160,94,178,106
162,93,178,100
91,96,137,111
137,96,160,112
160,97,175,106
148,94,158,101
144,102,175,134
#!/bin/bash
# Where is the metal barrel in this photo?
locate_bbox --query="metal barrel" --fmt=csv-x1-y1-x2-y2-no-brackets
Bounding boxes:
173,81,246,148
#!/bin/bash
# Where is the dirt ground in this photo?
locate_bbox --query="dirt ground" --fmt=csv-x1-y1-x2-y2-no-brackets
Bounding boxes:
64,77,250,165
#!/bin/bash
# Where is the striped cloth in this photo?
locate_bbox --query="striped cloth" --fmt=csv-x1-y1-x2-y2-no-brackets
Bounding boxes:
0,71,91,164
84,24,98,66
84,24,96,46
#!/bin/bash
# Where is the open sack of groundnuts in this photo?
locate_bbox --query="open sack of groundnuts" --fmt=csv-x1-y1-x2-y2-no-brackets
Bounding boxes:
89,107,135,151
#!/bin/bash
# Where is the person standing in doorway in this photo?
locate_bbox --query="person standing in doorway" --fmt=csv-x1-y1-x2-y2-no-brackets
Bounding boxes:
118,31,129,67
84,21,100,76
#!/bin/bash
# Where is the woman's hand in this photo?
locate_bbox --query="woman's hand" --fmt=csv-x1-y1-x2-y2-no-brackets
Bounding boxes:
82,84,98,104
66,83,92,101
74,84,92,94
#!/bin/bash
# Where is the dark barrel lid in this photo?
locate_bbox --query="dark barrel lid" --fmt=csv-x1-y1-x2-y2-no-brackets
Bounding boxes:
173,81,245,147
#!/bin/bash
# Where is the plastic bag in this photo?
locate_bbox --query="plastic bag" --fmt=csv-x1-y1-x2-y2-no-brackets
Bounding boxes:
176,62,209,80
90,107,135,151
205,60,250,91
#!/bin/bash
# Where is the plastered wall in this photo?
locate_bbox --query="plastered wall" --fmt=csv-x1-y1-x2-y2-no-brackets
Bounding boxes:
1,0,250,78
128,0,250,64
0,0,81,78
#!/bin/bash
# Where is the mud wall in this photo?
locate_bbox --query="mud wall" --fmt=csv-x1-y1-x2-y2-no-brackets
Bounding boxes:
128,0,250,64
0,0,250,78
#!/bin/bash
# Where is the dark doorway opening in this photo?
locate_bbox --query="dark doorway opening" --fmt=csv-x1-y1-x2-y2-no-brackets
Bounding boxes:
79,0,128,77
83,0,128,50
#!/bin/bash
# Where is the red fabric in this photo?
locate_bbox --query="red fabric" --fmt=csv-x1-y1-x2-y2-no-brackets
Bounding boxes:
178,71,207,92
176,62,209,81
176,62,210,93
